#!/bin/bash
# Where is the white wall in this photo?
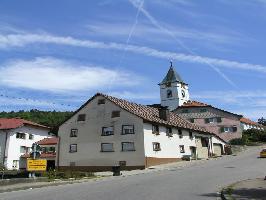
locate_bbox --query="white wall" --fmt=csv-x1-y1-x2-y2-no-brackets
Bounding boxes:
160,82,189,110
5,126,50,170
143,123,196,159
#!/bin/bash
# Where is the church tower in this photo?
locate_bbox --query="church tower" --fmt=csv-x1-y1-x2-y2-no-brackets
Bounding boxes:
159,62,189,111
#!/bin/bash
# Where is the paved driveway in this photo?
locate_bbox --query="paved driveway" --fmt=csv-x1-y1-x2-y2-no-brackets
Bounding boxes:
1,146,265,200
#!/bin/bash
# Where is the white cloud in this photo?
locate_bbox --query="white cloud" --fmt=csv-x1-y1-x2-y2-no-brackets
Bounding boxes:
0,32,266,75
0,57,141,92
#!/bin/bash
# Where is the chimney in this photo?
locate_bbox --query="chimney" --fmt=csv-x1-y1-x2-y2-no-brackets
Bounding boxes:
158,106,170,121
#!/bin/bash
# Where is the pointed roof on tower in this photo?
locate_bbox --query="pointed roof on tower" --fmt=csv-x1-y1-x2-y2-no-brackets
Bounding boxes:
159,62,186,85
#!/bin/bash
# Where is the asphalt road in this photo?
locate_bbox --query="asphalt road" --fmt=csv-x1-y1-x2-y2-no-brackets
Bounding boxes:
1,146,265,200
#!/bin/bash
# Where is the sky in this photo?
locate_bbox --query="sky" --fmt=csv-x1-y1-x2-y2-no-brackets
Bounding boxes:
0,0,266,120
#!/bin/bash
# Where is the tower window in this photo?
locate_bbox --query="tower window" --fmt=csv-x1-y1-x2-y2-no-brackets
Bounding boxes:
167,89,172,98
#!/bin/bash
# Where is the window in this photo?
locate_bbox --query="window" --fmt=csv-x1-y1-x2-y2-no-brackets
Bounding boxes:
201,138,208,147
167,89,172,98
189,118,195,123
111,111,120,118
178,129,183,138
20,146,27,154
189,131,193,139
181,109,189,113
48,147,56,152
153,142,161,151
122,125,134,134
101,143,114,152
122,142,135,151
102,126,114,136
221,127,237,133
200,108,207,113
16,132,26,139
12,160,19,168
69,144,77,153
205,117,222,124
166,127,173,137
179,145,185,153
98,99,105,105
70,129,78,137
152,124,159,135
29,134,34,140
77,114,86,122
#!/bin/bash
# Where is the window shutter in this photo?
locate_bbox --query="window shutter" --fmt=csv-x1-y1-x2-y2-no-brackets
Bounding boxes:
233,127,237,132
220,127,224,133
217,117,222,123
205,118,209,124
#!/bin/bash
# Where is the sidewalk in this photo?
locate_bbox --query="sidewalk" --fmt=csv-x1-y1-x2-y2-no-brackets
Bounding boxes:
222,178,266,200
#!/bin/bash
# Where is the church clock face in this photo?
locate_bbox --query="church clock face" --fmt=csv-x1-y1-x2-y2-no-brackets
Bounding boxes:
181,90,186,98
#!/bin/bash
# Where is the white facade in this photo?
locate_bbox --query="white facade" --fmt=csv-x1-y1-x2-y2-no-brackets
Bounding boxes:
0,126,50,170
160,82,189,111
58,94,226,170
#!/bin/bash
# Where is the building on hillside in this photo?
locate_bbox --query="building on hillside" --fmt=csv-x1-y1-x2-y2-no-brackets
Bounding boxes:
240,117,264,131
173,100,243,142
0,118,51,170
20,137,58,170
57,93,226,171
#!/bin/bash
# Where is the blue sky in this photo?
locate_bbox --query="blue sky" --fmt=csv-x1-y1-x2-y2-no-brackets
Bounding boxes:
0,0,266,120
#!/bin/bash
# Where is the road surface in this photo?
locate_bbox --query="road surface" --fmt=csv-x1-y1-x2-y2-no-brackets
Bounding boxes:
1,146,265,200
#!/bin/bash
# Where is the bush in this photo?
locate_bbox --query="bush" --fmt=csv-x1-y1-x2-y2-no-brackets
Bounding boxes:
229,138,246,145
42,170,94,180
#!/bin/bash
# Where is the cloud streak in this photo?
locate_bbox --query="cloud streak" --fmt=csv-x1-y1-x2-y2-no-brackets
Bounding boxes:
0,57,141,92
0,33,266,74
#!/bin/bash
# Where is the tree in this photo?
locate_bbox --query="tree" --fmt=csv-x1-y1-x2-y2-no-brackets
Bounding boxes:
258,117,266,126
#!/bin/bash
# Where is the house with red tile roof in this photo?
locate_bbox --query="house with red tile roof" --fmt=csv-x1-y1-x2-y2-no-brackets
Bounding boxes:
240,117,264,131
20,137,58,170
174,101,243,142
0,118,51,170
57,93,226,172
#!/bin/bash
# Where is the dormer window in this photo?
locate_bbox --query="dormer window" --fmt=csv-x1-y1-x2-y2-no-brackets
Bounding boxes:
167,89,172,98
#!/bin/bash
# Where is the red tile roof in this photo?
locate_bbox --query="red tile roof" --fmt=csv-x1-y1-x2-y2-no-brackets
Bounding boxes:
177,100,242,118
240,117,261,126
21,152,56,158
61,93,226,143
37,137,58,145
0,118,50,130
181,100,209,107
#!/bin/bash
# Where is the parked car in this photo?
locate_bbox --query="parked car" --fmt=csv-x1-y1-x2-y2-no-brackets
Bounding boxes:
260,149,266,158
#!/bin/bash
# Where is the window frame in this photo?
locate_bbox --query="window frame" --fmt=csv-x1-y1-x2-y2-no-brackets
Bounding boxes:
179,145,185,153
153,142,161,151
102,126,114,136
97,99,106,105
69,144,77,153
152,124,159,135
101,143,114,152
29,134,34,140
111,111,121,118
166,127,173,137
70,129,78,137
178,129,183,138
166,89,172,98
16,132,26,139
77,114,86,122
122,125,135,135
121,142,135,152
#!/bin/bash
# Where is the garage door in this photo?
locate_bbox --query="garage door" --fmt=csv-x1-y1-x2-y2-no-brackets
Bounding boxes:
213,144,222,156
